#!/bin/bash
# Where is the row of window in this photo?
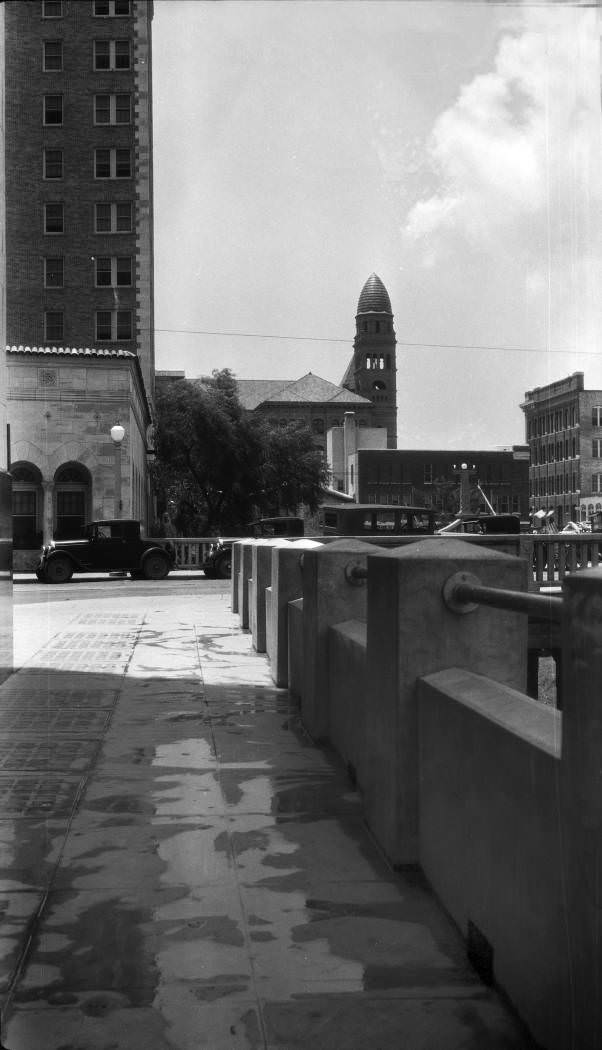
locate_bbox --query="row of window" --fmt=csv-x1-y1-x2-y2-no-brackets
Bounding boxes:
365,354,392,370
43,201,132,234
44,92,132,126
44,256,132,287
43,149,132,188
44,309,132,343
43,1,131,16
526,404,578,438
530,475,579,497
531,437,579,464
41,40,131,76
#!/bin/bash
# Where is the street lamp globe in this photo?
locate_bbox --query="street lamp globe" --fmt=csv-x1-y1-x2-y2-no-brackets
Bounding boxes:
110,423,125,445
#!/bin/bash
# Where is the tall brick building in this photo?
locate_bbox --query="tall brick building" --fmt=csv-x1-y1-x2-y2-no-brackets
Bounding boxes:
521,372,602,526
4,0,155,558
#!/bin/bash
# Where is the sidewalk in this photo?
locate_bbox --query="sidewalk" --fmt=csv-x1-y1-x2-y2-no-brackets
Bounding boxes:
1,591,532,1049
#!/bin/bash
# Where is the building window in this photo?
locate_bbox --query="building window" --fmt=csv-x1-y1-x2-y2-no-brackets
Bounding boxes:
424,463,433,484
44,257,64,287
95,256,132,286
95,309,132,341
43,148,63,179
95,201,133,232
593,440,602,458
94,148,131,179
45,310,64,343
43,94,63,124
312,418,324,436
93,0,131,14
42,1,63,16
94,93,131,124
93,39,130,70
44,202,64,233
592,474,602,494
43,40,63,71
593,406,602,427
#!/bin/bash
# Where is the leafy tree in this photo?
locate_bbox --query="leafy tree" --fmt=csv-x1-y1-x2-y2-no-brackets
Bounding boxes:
253,420,329,516
152,370,261,535
152,371,328,534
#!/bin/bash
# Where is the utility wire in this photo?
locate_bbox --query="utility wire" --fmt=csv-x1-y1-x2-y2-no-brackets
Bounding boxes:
153,326,587,355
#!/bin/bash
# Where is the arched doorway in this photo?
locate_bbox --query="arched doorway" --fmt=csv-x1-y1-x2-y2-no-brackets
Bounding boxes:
54,462,92,539
11,462,43,549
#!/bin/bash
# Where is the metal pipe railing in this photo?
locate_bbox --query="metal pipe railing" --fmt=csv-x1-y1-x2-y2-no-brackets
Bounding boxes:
447,578,562,620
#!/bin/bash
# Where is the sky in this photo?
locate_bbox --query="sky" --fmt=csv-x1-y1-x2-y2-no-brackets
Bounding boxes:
152,0,602,449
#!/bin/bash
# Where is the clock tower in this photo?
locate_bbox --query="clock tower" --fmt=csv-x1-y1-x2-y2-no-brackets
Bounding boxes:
342,274,397,447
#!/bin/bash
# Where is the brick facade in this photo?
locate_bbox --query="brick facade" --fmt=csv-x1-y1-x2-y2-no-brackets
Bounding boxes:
521,372,602,526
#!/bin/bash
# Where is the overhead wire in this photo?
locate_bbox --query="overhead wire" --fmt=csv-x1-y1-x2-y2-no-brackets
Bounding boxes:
152,326,589,355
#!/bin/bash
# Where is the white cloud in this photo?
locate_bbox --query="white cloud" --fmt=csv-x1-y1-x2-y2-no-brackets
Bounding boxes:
404,8,602,254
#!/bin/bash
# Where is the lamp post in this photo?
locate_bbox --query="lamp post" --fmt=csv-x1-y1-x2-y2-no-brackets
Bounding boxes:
110,423,125,518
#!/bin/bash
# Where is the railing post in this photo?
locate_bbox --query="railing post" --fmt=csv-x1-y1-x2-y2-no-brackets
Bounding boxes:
364,538,529,867
231,541,242,613
560,570,602,1050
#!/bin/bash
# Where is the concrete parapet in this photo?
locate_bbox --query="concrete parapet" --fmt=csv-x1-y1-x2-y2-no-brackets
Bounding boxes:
287,598,304,699
237,541,256,630
231,541,242,613
417,667,566,1050
250,540,291,652
301,539,385,741
364,538,528,866
328,619,367,788
268,539,323,686
559,569,602,1050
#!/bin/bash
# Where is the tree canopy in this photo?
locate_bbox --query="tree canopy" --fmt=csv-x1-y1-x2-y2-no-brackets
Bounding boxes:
152,370,328,535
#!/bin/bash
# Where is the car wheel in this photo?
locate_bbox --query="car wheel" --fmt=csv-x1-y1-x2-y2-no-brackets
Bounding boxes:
45,556,73,584
215,554,232,579
142,553,170,580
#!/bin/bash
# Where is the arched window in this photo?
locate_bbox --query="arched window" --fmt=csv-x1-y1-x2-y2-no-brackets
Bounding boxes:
54,462,91,539
11,462,43,549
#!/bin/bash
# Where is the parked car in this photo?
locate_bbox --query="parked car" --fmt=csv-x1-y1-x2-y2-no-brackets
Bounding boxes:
202,517,305,579
36,519,174,583
319,504,436,536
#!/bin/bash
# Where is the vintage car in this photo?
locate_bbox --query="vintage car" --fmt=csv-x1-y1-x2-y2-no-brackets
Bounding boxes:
319,504,437,536
36,519,174,583
202,517,305,579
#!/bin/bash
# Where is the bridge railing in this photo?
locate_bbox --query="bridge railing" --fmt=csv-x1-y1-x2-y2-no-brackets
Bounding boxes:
158,531,602,587
230,534,601,1050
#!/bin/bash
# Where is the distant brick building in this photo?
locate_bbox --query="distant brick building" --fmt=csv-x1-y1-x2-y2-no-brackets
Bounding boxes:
4,0,155,553
521,371,602,526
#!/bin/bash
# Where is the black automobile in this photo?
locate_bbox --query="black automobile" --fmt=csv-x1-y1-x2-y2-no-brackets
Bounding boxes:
36,519,174,583
202,517,304,579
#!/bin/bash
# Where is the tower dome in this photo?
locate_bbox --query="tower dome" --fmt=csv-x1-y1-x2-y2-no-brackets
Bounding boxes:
357,273,392,315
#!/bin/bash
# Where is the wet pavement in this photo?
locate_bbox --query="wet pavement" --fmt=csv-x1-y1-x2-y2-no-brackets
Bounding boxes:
1,585,532,1048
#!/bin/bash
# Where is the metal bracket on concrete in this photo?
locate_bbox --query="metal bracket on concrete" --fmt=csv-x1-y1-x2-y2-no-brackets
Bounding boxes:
345,561,368,586
442,571,480,614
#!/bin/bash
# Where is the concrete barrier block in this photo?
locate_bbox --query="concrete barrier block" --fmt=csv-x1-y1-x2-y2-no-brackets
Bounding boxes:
237,540,256,630
364,537,529,866
328,619,367,788
269,539,323,687
559,569,602,1050
250,540,291,653
231,541,243,613
287,597,304,698
301,539,385,741
418,668,566,1050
